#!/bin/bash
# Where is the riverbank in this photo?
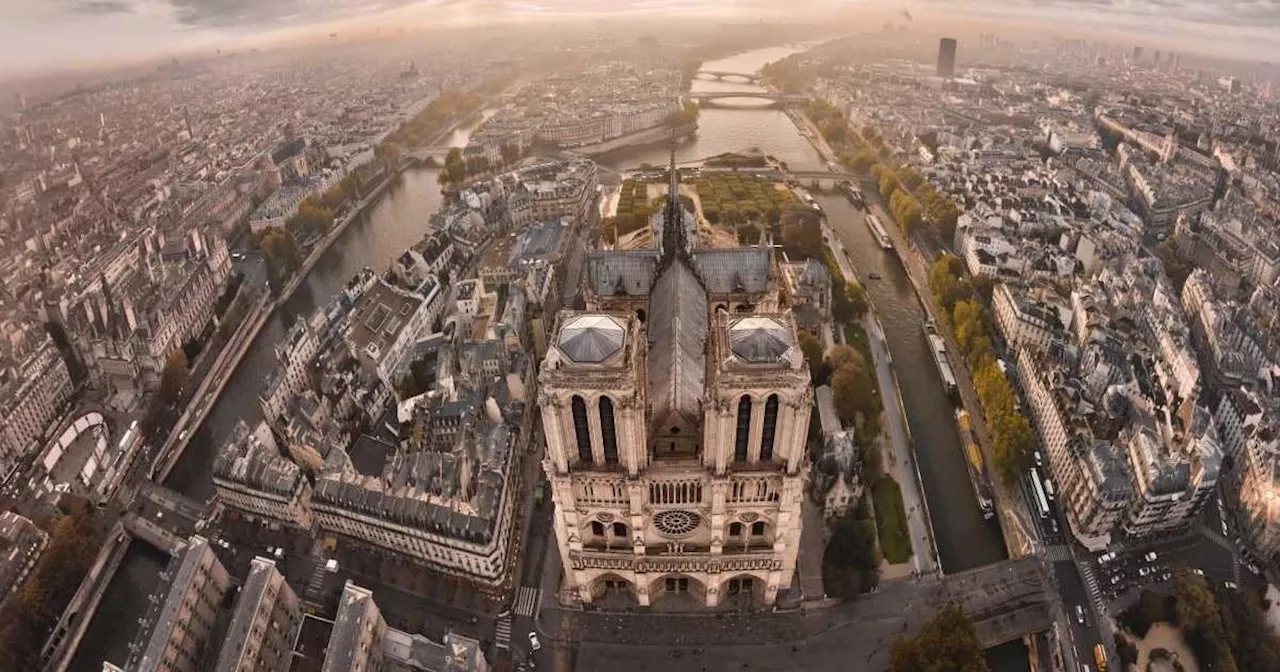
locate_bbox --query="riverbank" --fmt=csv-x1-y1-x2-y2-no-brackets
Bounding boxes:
571,121,697,158
821,218,940,578
154,291,271,483
787,102,1033,561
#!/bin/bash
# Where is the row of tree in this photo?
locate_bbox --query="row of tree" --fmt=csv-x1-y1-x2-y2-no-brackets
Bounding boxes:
804,99,849,146
386,88,485,149
0,502,105,671
927,256,1034,485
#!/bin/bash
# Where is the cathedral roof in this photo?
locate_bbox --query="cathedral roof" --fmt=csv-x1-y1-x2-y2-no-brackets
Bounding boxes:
728,316,794,363
585,250,657,297
558,314,626,363
648,259,707,431
692,248,772,295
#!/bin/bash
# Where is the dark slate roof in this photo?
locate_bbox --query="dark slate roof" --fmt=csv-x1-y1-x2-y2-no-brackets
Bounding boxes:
585,250,657,297
647,259,707,431
692,248,772,295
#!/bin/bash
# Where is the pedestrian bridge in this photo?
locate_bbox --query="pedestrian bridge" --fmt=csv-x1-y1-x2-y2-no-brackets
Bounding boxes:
686,91,809,108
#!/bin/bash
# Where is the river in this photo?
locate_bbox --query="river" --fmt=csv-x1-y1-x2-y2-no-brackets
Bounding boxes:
76,47,1028,671
69,118,469,672
594,45,1027,670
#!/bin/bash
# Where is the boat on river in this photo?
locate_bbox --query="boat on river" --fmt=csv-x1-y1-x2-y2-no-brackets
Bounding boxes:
955,409,995,520
838,180,865,208
865,214,893,250
924,318,958,398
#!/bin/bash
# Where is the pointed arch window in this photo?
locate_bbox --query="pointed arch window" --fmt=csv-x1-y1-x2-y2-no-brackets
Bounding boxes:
760,394,779,462
600,396,619,464
734,395,752,462
571,395,592,464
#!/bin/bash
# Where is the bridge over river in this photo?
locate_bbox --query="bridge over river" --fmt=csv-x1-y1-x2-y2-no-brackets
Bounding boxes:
685,91,808,108
695,70,762,83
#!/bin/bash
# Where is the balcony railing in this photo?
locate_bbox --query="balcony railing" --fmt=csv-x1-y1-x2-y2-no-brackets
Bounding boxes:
569,549,782,574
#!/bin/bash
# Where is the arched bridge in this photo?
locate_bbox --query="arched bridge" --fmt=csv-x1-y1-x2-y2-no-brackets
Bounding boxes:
696,70,762,83
686,91,808,108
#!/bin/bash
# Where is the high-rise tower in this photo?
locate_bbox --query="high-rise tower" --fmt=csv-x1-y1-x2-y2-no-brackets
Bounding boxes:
937,37,958,78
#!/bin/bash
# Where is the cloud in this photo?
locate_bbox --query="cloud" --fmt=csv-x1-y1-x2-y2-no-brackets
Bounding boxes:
158,0,445,27
940,0,1280,27
67,0,137,13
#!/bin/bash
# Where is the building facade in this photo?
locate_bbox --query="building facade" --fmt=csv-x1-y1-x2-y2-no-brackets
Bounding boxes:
212,556,303,672
131,536,233,672
0,335,74,474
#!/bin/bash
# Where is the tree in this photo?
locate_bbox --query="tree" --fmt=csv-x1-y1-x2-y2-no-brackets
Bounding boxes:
830,365,862,426
851,149,878,172
890,604,988,672
879,171,901,201
286,198,334,237
259,228,303,291
828,344,864,373
834,282,867,322
898,168,925,191
374,141,400,172
781,212,824,260
822,513,881,600
799,330,824,365
158,350,189,402
443,147,466,184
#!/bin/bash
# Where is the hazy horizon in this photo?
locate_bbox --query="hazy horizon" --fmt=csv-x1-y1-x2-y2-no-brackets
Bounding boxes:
5,0,1280,81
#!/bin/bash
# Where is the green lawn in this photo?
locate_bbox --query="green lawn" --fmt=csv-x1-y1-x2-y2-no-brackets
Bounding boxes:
871,475,913,564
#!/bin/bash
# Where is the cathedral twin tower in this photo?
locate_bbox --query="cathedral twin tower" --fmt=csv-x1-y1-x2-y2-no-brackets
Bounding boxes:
538,157,813,608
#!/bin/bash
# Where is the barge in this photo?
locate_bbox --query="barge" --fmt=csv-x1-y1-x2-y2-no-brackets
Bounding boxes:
955,409,995,520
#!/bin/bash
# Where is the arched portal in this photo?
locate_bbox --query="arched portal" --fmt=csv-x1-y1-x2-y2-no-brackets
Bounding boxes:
648,573,707,610
590,573,639,608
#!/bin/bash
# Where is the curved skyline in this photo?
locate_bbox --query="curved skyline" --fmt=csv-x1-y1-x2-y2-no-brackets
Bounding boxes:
3,0,1280,76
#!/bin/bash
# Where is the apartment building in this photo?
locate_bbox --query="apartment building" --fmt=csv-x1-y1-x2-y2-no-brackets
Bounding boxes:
212,557,303,672
213,421,314,529
0,335,74,474
131,536,233,672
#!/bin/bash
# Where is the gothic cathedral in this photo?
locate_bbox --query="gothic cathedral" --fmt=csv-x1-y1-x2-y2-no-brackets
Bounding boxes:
538,153,813,609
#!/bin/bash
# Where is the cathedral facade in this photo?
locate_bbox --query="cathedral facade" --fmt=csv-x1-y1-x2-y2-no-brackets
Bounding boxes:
537,158,812,609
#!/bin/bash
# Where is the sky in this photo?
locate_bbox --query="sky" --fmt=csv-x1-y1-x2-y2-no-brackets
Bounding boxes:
3,0,1280,76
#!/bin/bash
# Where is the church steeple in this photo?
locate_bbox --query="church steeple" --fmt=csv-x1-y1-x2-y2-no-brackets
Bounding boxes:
660,144,690,263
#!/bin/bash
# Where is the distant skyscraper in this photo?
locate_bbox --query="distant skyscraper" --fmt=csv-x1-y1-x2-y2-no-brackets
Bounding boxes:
1133,46,1144,63
937,37,958,78
1154,49,1161,66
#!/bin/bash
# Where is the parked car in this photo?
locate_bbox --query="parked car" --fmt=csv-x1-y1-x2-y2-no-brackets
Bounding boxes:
528,632,541,652
1075,605,1086,625
1144,551,1158,562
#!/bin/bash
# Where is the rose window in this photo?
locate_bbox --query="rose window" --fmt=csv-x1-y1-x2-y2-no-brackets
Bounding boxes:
653,510,701,537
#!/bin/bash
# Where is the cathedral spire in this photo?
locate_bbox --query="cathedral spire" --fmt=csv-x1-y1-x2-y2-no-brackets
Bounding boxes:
661,141,688,263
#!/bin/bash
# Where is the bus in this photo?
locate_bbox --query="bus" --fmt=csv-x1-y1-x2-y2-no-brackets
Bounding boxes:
1029,469,1050,518
1093,643,1108,671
